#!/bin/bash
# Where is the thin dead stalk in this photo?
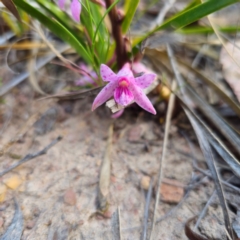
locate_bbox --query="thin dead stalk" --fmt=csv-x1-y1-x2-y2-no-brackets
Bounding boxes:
141,178,153,240
111,207,122,240
149,80,177,240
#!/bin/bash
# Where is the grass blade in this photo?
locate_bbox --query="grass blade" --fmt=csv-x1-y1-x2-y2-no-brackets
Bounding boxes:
149,81,177,240
178,59,240,118
187,112,233,238
141,179,153,240
134,0,239,46
178,94,240,179
186,84,240,155
122,0,139,34
111,208,122,240
153,0,239,33
13,0,93,64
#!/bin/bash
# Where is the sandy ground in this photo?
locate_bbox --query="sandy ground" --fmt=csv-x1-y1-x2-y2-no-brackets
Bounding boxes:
0,88,224,240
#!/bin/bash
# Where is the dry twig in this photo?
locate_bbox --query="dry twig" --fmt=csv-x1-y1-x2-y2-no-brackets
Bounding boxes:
149,80,177,240
141,178,153,240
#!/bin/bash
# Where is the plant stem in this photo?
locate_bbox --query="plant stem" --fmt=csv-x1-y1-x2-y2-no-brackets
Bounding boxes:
105,0,128,69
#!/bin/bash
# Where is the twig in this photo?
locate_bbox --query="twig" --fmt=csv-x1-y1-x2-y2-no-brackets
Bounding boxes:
149,80,177,240
141,179,153,240
105,0,128,69
0,136,62,177
111,207,122,240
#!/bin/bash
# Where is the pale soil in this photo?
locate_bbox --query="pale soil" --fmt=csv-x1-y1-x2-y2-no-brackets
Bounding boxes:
0,89,219,240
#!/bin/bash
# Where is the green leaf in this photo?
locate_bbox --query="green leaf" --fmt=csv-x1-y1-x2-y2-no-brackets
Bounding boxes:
122,0,139,34
35,0,74,30
12,0,93,64
81,0,95,41
178,26,240,34
182,0,201,11
153,0,239,32
136,0,239,46
92,0,119,62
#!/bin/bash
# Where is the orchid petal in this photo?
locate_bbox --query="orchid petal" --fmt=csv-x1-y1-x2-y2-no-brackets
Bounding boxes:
92,80,118,111
130,85,156,114
117,63,134,78
114,87,134,106
58,0,66,9
70,0,81,22
135,73,157,89
100,64,117,82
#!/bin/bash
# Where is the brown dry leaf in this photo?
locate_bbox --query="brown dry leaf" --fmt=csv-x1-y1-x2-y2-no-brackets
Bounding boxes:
160,179,184,203
220,41,240,102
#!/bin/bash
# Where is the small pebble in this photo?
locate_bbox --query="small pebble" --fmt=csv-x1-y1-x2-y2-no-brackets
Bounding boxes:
160,181,184,203
64,188,77,206
26,220,35,229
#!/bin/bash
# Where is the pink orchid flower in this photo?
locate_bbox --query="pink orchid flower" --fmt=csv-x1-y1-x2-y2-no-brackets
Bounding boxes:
92,63,157,115
58,0,81,22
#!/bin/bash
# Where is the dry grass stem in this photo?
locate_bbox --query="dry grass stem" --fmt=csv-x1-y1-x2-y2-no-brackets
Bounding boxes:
97,124,113,211
149,80,177,240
